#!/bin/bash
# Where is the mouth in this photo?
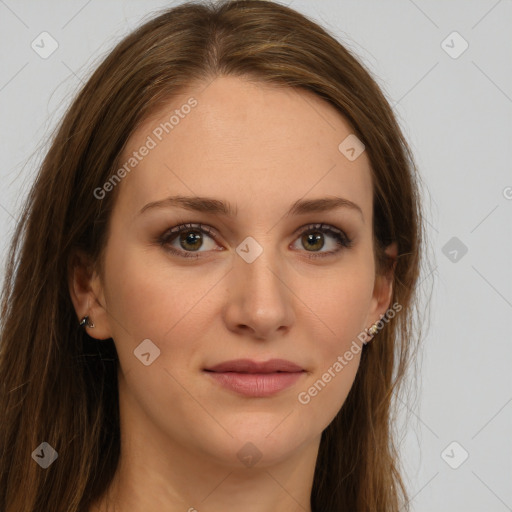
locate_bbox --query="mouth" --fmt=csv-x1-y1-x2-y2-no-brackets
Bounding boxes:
203,359,305,397
204,358,304,374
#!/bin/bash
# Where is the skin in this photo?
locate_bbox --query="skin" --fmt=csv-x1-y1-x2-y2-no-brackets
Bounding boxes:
69,75,396,512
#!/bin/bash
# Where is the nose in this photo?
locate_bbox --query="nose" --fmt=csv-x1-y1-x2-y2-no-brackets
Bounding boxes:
222,244,296,340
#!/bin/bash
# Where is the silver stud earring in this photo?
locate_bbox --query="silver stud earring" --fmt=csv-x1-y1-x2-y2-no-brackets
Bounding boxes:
79,315,95,328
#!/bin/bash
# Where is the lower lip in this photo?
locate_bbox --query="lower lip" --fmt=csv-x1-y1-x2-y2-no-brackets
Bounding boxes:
204,371,304,397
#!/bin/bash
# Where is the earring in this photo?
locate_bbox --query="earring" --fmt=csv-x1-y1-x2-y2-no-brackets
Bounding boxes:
79,315,95,328
367,324,379,336
363,323,379,345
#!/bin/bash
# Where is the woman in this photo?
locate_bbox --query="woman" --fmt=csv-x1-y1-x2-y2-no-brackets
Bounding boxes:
0,1,424,510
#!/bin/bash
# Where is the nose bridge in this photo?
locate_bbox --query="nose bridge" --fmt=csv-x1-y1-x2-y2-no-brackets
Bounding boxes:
235,236,286,302
225,234,295,336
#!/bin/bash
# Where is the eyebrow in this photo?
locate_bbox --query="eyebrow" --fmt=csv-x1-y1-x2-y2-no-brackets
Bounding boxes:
138,194,364,220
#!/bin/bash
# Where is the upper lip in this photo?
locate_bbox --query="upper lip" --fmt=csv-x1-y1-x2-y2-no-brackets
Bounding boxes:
204,358,304,373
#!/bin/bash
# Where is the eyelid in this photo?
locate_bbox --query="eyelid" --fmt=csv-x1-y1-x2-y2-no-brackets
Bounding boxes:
294,222,346,238
159,222,217,240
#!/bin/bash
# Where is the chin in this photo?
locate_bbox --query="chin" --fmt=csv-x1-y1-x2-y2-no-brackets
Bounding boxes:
200,420,311,469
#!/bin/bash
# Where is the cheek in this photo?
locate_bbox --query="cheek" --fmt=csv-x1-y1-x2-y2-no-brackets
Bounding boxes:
102,239,198,344
293,257,374,423
301,259,375,348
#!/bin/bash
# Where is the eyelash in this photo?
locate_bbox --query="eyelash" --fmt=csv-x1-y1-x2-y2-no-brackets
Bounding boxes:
158,222,353,260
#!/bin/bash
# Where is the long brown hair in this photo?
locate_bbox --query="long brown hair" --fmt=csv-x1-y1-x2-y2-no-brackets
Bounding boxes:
0,1,424,510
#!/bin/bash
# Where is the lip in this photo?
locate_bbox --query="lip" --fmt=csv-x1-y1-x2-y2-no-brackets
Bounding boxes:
205,358,304,373
203,358,305,397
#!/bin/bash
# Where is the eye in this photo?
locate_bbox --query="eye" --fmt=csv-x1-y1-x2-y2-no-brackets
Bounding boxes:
158,222,352,259
158,223,221,259
291,223,352,259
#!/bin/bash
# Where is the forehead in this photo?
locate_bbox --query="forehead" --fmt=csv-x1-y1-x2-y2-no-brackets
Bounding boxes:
115,75,373,223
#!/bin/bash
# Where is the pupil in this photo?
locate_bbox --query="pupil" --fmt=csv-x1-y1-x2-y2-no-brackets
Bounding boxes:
181,231,201,251
305,232,323,250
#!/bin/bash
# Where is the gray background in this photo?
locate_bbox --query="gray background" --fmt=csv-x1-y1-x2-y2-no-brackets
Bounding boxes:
1,0,511,510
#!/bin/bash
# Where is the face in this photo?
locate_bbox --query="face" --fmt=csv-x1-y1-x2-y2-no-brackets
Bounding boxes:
77,75,394,469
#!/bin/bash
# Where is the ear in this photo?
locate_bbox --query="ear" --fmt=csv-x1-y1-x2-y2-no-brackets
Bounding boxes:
367,242,398,326
68,249,113,340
